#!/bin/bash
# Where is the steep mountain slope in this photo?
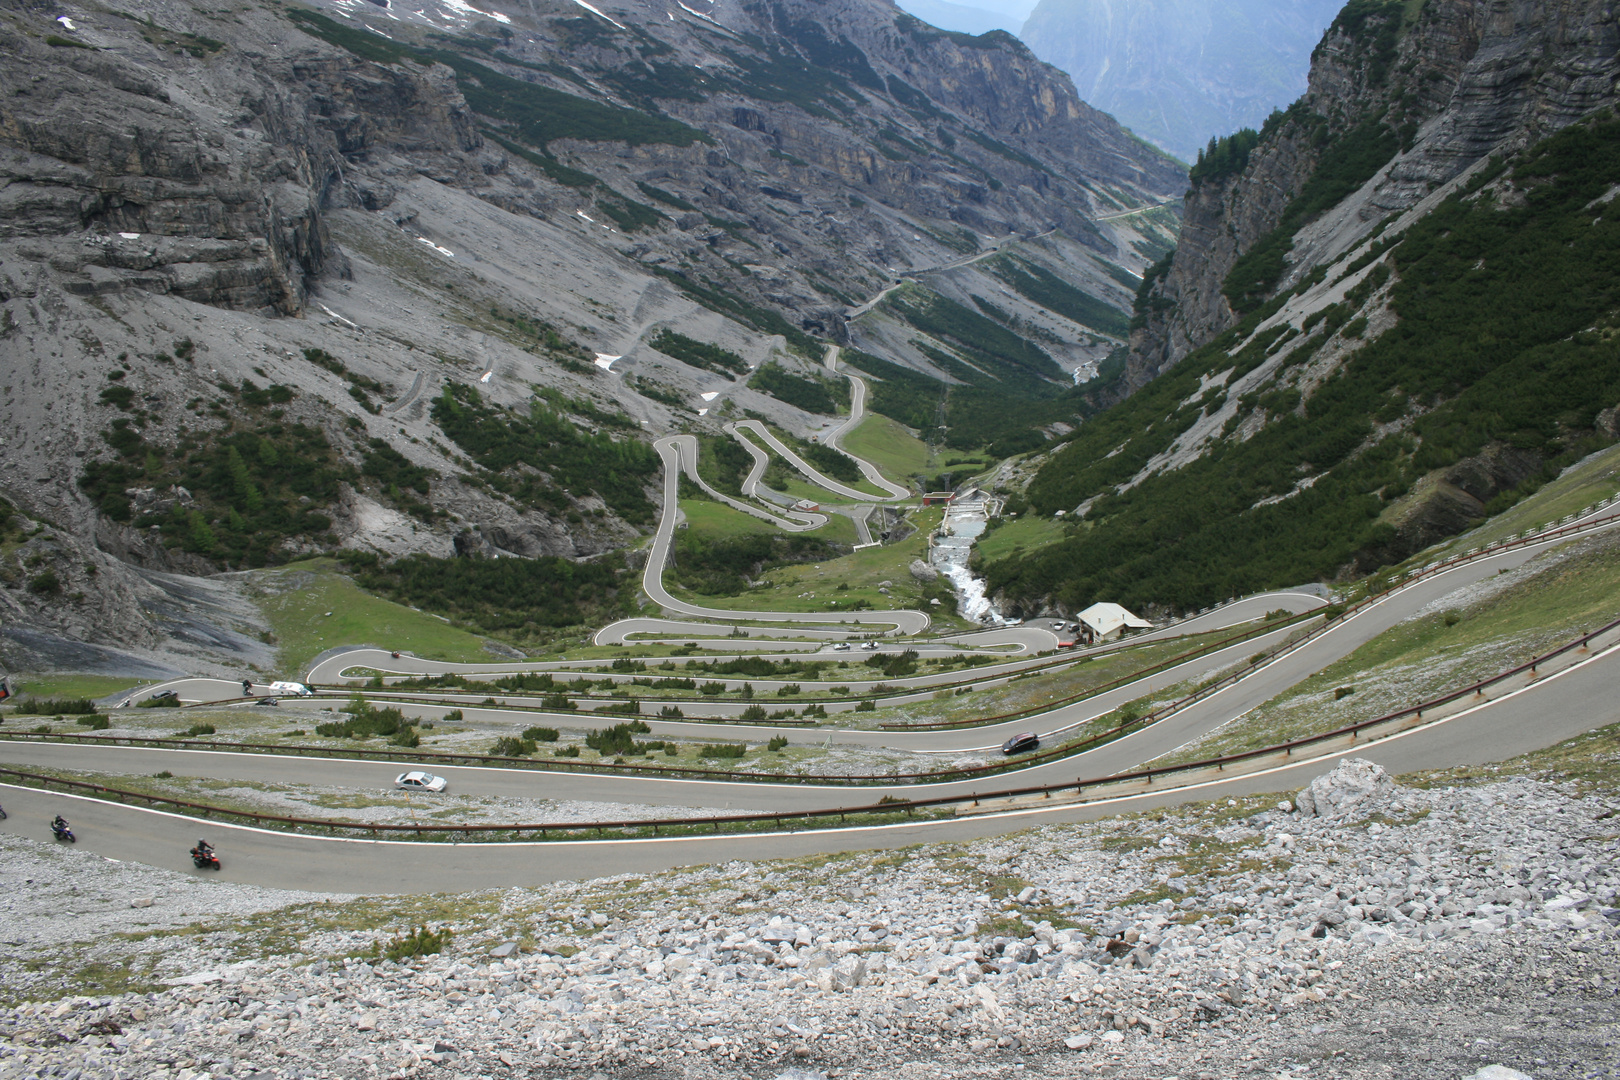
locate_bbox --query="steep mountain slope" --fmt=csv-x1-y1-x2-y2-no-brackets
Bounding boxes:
986,0,1620,617
0,0,1181,672
1018,0,1343,162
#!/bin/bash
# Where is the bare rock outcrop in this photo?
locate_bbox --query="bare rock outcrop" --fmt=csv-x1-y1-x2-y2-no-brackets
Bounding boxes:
1293,757,1395,821
1129,0,1620,385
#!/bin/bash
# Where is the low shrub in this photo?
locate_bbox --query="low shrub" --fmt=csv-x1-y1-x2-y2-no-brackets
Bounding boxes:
15,698,96,715
585,720,654,756
316,700,415,741
177,723,216,737
854,700,876,712
739,704,768,721
522,726,560,742
699,682,727,695
553,745,580,758
490,736,538,757
659,706,684,718
384,925,452,962
74,715,110,730
699,743,747,759
767,736,788,751
540,692,577,711
442,710,464,723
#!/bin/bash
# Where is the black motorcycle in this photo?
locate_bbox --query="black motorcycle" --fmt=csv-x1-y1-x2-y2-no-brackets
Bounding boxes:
51,817,74,843
190,842,220,870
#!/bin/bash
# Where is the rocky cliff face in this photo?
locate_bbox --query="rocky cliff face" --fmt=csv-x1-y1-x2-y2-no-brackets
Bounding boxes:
988,0,1620,616
1129,0,1620,387
0,14,483,315
0,0,1182,673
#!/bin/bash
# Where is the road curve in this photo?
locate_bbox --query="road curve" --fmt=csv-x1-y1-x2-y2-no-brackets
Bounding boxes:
666,433,826,531
5,642,1613,894
635,438,930,634
818,347,911,499
306,591,1319,690
729,420,904,504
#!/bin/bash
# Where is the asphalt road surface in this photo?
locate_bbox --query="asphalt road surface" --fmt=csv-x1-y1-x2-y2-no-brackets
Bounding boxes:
636,437,930,634
3,639,1612,893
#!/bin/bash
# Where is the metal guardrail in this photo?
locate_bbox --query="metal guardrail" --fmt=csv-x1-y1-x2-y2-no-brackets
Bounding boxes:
295,609,1315,731
1046,501,1620,754
298,502,1619,733
3,615,1615,840
879,611,1315,730
0,617,1322,791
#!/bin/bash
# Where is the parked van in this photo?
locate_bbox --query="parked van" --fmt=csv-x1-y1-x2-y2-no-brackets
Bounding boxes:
267,680,313,697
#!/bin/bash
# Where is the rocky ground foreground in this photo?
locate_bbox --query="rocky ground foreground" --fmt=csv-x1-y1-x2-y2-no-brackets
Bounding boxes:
2,749,1617,1080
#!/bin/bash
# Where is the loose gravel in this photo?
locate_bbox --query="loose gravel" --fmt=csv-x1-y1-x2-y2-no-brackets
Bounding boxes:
2,751,1616,1080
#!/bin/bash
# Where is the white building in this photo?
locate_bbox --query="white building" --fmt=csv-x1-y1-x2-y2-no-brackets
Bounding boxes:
1076,602,1153,643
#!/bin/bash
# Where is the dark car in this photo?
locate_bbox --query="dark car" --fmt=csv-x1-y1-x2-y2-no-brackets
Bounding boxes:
1001,732,1040,755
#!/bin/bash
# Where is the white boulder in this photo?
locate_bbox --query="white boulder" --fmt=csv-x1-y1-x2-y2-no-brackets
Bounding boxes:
1294,757,1394,820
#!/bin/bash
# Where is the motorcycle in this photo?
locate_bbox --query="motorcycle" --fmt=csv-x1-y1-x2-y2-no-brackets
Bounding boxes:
190,842,221,870
51,817,75,843
0,802,7,820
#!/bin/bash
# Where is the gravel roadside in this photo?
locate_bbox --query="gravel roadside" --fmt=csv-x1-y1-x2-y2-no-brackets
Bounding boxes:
2,744,1616,1080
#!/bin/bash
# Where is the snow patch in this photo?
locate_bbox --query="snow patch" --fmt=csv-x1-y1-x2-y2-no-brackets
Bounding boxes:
676,0,722,26
567,0,626,29
699,391,719,402
318,304,359,330
594,354,621,371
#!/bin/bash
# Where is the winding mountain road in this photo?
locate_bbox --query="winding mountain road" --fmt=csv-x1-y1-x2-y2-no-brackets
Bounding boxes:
3,637,1613,893
817,347,911,499
636,437,931,634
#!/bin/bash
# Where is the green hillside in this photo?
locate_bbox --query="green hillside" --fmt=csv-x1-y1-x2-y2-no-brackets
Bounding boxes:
988,112,1620,613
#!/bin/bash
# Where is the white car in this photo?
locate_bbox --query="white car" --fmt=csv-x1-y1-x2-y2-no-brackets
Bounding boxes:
395,771,448,792
268,680,313,697
833,642,852,651
861,641,881,651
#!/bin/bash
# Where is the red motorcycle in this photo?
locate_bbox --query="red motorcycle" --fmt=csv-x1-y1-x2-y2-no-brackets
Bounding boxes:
190,840,221,870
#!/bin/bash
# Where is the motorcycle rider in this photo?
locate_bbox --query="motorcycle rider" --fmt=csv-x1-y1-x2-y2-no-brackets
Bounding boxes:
191,838,214,859
241,678,253,696
51,814,69,836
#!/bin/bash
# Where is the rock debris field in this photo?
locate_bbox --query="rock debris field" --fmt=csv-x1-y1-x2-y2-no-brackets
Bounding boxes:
2,758,1617,1080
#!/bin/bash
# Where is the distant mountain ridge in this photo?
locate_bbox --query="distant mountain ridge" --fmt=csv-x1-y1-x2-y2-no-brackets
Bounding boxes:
894,0,1035,36
1018,0,1344,162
